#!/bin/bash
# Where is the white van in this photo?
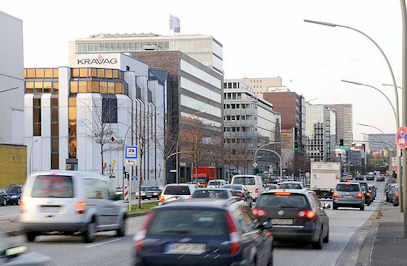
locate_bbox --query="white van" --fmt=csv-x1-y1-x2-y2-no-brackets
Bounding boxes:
20,171,127,243
207,179,227,188
231,175,263,201
158,183,197,205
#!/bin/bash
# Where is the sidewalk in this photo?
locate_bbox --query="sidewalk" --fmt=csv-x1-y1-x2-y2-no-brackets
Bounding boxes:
370,204,407,266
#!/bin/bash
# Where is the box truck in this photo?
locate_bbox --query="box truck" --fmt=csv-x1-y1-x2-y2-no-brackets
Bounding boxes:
311,162,341,199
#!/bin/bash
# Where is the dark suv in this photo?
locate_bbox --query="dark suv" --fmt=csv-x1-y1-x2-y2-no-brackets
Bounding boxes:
6,185,22,205
254,189,330,249
133,199,273,266
333,182,364,211
0,188,8,206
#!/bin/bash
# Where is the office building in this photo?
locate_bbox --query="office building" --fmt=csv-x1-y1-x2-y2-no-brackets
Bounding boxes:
262,89,306,173
242,77,283,98
305,105,337,161
130,51,224,183
0,11,26,186
24,53,166,187
223,79,281,176
362,133,396,153
326,104,353,148
69,33,223,75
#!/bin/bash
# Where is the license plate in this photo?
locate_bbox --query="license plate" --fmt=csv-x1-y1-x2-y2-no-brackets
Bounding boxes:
345,195,354,199
40,207,60,213
153,193,158,195
166,243,206,255
272,219,293,225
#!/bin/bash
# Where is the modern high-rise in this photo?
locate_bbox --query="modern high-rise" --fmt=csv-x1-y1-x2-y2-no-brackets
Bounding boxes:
362,134,396,153
0,11,26,187
262,89,306,173
130,51,224,183
69,33,223,75
24,53,166,187
305,105,337,161
223,79,281,176
326,104,353,148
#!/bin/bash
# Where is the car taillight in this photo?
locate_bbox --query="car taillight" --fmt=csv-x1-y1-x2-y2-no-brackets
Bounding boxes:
252,208,266,217
395,193,399,198
237,193,243,198
357,192,363,199
297,210,316,220
134,211,155,252
226,212,240,255
76,202,86,214
159,195,165,202
366,192,371,197
333,192,339,199
188,195,192,199
19,200,25,213
255,188,259,194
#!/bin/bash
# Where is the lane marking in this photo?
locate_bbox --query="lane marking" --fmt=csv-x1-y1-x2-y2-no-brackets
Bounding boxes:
86,238,124,248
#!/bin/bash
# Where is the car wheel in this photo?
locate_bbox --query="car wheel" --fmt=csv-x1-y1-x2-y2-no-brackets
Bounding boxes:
323,227,329,243
360,204,365,211
267,252,273,266
312,230,323,249
25,232,37,242
333,203,337,210
83,220,96,243
1,199,6,206
116,217,126,237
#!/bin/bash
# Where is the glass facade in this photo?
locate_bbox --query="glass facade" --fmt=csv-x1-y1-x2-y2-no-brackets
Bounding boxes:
68,97,77,159
76,41,170,54
33,98,41,136
50,97,59,169
24,68,59,94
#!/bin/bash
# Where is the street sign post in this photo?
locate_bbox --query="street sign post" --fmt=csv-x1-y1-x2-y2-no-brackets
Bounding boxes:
125,146,138,166
397,127,407,149
252,162,258,168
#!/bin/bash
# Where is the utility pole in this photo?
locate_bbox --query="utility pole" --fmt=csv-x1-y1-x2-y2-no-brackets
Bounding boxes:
401,0,407,238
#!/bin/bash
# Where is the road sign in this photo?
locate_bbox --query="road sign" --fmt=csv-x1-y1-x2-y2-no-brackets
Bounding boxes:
396,126,407,149
252,162,258,168
125,146,138,159
125,159,136,166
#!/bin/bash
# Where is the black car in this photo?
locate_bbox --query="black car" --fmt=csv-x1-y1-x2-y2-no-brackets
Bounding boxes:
6,185,22,205
133,199,273,266
0,188,8,206
254,189,330,249
192,188,233,199
142,186,162,199
222,184,253,206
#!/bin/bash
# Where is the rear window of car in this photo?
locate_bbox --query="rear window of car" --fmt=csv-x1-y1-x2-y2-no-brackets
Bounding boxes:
31,175,74,198
279,183,302,189
256,193,309,209
233,176,255,185
6,186,21,194
192,190,229,199
208,181,222,186
336,184,360,192
164,186,191,195
223,185,242,190
148,209,228,237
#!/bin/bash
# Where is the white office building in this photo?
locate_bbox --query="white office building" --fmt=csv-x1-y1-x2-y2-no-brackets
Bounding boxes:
24,53,166,187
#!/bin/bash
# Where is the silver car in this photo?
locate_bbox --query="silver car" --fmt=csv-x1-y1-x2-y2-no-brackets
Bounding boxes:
20,171,127,243
333,182,365,211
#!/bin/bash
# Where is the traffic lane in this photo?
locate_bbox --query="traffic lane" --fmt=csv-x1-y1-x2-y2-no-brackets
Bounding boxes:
8,215,146,266
274,197,379,266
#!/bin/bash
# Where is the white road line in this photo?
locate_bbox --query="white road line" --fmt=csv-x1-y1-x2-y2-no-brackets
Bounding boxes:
86,238,123,248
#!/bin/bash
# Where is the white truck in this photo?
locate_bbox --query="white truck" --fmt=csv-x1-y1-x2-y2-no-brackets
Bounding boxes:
310,162,341,199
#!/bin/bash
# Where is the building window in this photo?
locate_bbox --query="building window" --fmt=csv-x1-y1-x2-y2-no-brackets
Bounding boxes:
33,98,41,136
228,83,232,89
68,97,77,159
233,82,237,88
50,96,59,169
102,95,118,123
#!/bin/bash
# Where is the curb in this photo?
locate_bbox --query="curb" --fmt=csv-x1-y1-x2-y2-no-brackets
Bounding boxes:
335,202,383,266
128,211,148,217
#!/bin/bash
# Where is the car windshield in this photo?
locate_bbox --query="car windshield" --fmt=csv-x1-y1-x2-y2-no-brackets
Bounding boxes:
164,186,191,195
256,193,309,209
208,181,222,186
31,175,74,198
192,189,229,199
148,209,228,237
223,185,243,190
6,186,21,194
233,176,255,185
279,183,302,189
336,184,360,192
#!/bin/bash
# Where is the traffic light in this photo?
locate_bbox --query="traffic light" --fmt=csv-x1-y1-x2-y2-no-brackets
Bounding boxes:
339,139,344,149
294,143,299,151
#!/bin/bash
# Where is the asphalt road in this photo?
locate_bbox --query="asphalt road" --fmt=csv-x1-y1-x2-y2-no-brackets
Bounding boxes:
4,181,385,266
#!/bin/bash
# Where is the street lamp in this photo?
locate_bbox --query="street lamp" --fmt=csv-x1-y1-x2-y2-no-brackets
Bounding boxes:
342,80,398,129
357,123,385,134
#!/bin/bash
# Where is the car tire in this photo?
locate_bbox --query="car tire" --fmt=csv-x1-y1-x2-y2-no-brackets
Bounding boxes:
360,205,365,211
116,217,126,237
267,253,273,266
312,230,323,249
83,220,96,243
1,199,6,206
333,203,337,210
323,227,329,243
26,232,37,242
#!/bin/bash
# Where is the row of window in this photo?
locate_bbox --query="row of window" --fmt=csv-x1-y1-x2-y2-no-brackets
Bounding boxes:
224,92,242,100
224,103,253,109
25,68,59,79
224,115,253,121
71,68,124,80
25,81,59,94
224,127,251,132
223,82,240,89
70,80,128,95
76,41,170,53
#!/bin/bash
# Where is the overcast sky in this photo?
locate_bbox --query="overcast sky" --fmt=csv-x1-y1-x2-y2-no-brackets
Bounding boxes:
2,0,403,140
